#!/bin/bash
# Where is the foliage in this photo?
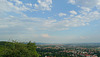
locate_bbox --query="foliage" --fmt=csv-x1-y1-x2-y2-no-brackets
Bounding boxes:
0,41,40,57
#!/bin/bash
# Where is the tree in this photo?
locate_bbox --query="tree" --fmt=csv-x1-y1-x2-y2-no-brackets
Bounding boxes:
0,41,40,57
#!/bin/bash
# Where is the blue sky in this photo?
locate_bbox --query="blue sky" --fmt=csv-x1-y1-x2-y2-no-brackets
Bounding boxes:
0,0,100,43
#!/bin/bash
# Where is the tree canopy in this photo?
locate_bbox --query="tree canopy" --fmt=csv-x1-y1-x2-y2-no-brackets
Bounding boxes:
0,41,40,57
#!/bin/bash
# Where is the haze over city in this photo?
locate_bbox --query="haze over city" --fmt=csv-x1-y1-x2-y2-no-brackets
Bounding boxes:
0,0,100,43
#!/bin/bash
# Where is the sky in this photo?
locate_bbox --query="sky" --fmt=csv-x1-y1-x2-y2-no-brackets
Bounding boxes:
0,0,100,43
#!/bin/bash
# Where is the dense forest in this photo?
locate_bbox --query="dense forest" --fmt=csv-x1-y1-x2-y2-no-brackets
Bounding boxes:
0,41,40,57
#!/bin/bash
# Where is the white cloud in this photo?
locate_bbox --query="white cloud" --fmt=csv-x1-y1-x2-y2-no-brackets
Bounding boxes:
26,3,32,7
58,13,67,17
68,0,75,4
80,7,91,12
41,34,50,38
69,0,100,9
0,0,30,13
0,25,8,28
75,0,98,8
9,15,14,18
26,28,34,31
70,10,77,15
1,11,99,31
34,0,52,11
58,11,100,29
0,0,100,31
10,0,23,5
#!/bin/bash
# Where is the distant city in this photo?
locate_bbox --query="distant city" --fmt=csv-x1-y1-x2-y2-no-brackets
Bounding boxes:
36,43,100,57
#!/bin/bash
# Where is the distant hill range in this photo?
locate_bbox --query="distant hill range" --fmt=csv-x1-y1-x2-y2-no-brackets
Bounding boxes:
65,43,100,47
0,41,100,47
